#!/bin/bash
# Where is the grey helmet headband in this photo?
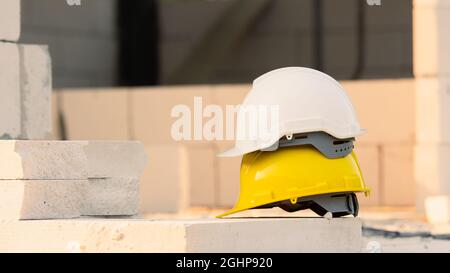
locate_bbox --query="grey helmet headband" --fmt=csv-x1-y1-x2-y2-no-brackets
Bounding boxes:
261,131,354,159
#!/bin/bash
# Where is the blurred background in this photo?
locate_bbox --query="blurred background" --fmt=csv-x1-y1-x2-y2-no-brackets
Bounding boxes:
18,0,450,236
20,0,412,88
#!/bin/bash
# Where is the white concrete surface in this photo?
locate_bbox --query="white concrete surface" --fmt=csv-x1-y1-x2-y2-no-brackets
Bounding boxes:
0,218,363,253
0,140,88,180
0,43,21,139
0,0,20,42
84,141,148,178
0,180,84,220
82,178,139,216
19,44,52,140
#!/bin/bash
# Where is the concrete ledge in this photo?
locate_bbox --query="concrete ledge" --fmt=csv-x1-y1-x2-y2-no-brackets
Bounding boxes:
0,218,362,253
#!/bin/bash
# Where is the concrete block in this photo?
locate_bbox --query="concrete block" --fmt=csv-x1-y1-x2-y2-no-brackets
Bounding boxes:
425,195,450,224
342,79,415,145
415,77,450,143
0,218,363,253
381,145,415,206
0,43,52,140
415,143,450,212
60,89,130,140
0,0,20,41
186,146,217,207
82,178,139,216
0,180,83,220
140,145,189,214
0,43,20,139
131,86,212,145
0,140,88,180
354,145,381,206
413,0,450,77
19,44,52,140
84,141,148,178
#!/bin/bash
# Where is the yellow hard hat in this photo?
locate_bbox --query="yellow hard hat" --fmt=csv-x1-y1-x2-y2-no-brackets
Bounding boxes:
217,145,370,218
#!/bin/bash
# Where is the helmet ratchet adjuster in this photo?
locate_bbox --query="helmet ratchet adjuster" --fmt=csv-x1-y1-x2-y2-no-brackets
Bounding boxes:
261,131,355,159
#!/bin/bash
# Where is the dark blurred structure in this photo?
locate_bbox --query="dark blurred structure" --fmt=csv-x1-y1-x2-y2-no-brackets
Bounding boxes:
20,0,413,88
118,0,159,86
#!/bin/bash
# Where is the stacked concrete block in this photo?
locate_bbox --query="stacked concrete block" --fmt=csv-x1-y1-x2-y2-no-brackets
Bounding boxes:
0,140,148,219
0,141,88,220
413,0,450,212
0,180,83,220
0,43,52,140
82,141,148,216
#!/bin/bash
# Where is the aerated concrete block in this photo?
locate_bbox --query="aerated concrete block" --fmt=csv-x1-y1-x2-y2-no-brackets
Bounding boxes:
415,143,450,212
413,0,450,77
0,43,52,140
0,180,83,220
0,43,20,139
0,218,363,253
82,178,139,216
381,145,415,206
84,141,148,178
0,0,20,42
0,140,88,180
415,77,450,143
19,44,52,140
60,90,130,140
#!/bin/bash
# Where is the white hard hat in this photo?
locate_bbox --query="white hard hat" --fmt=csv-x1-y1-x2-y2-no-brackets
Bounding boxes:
219,67,365,157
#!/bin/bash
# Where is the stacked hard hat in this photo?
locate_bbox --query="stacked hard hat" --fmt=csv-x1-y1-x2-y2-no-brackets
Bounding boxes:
217,67,370,218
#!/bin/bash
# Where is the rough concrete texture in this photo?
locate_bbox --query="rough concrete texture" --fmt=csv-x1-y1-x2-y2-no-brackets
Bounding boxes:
0,43,21,139
0,218,362,253
19,44,52,140
0,43,51,140
0,0,20,42
82,178,139,216
0,140,88,180
0,180,83,220
84,141,148,178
